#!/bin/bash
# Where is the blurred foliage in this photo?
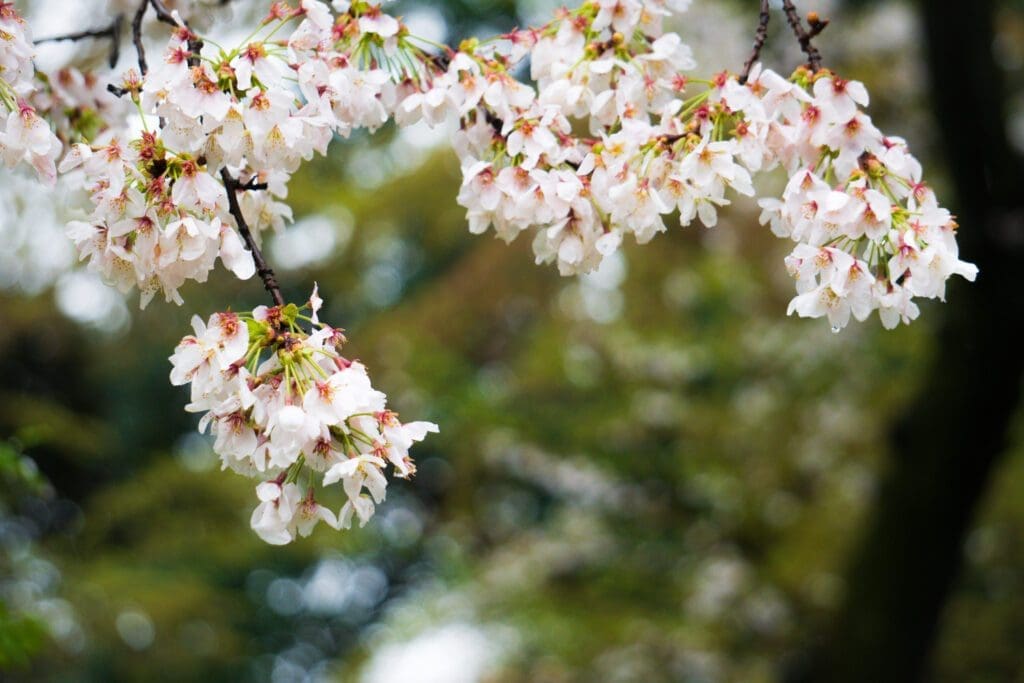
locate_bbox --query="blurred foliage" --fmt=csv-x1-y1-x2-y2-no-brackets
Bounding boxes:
0,440,54,670
0,0,1023,681
0,603,47,671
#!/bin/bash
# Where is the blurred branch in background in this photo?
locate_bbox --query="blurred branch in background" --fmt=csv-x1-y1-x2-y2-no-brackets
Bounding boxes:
739,0,770,83
34,16,124,68
790,0,1024,680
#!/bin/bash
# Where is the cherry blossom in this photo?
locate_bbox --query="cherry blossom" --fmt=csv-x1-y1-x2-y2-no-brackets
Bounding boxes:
0,3,62,183
169,289,437,545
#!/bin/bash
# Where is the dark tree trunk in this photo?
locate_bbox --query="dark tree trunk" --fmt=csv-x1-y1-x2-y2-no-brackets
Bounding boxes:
787,1,1024,681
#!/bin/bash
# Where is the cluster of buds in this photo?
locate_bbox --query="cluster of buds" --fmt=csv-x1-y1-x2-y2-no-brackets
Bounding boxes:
169,287,437,545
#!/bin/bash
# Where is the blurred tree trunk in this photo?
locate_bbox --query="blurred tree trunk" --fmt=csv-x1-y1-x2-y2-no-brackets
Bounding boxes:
787,1,1024,681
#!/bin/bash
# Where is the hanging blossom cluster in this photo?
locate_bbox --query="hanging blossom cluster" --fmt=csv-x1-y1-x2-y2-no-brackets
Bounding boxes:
170,287,438,544
438,3,977,330
740,68,979,329
0,3,62,183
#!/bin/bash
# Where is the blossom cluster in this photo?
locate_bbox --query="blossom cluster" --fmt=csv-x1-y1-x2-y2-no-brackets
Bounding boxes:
448,1,717,275
737,67,979,329
60,0,473,307
437,4,976,329
169,287,437,545
41,0,975,330
0,2,62,183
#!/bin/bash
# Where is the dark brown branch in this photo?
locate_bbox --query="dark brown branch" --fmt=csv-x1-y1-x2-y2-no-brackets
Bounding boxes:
36,15,124,68
118,0,201,85
186,35,205,68
482,108,504,134
240,177,269,192
148,0,179,26
132,0,150,73
739,0,771,84
781,0,823,72
220,169,285,308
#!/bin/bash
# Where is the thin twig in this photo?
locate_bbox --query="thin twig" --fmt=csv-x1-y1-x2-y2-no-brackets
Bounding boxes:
148,0,179,26
220,168,285,308
36,15,124,68
739,0,771,84
806,11,830,40
132,0,149,73
240,177,269,192
781,0,823,72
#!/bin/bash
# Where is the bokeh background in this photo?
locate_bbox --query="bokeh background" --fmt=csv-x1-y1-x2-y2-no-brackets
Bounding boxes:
2,0,1023,681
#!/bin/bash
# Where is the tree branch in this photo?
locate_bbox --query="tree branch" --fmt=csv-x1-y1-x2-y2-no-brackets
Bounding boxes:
781,0,824,72
131,0,150,73
239,177,269,192
220,169,285,308
35,15,124,68
739,0,771,84
102,0,204,95
148,0,180,26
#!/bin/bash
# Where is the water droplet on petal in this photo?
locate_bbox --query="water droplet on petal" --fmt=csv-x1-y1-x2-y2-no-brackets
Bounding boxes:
831,324,842,334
